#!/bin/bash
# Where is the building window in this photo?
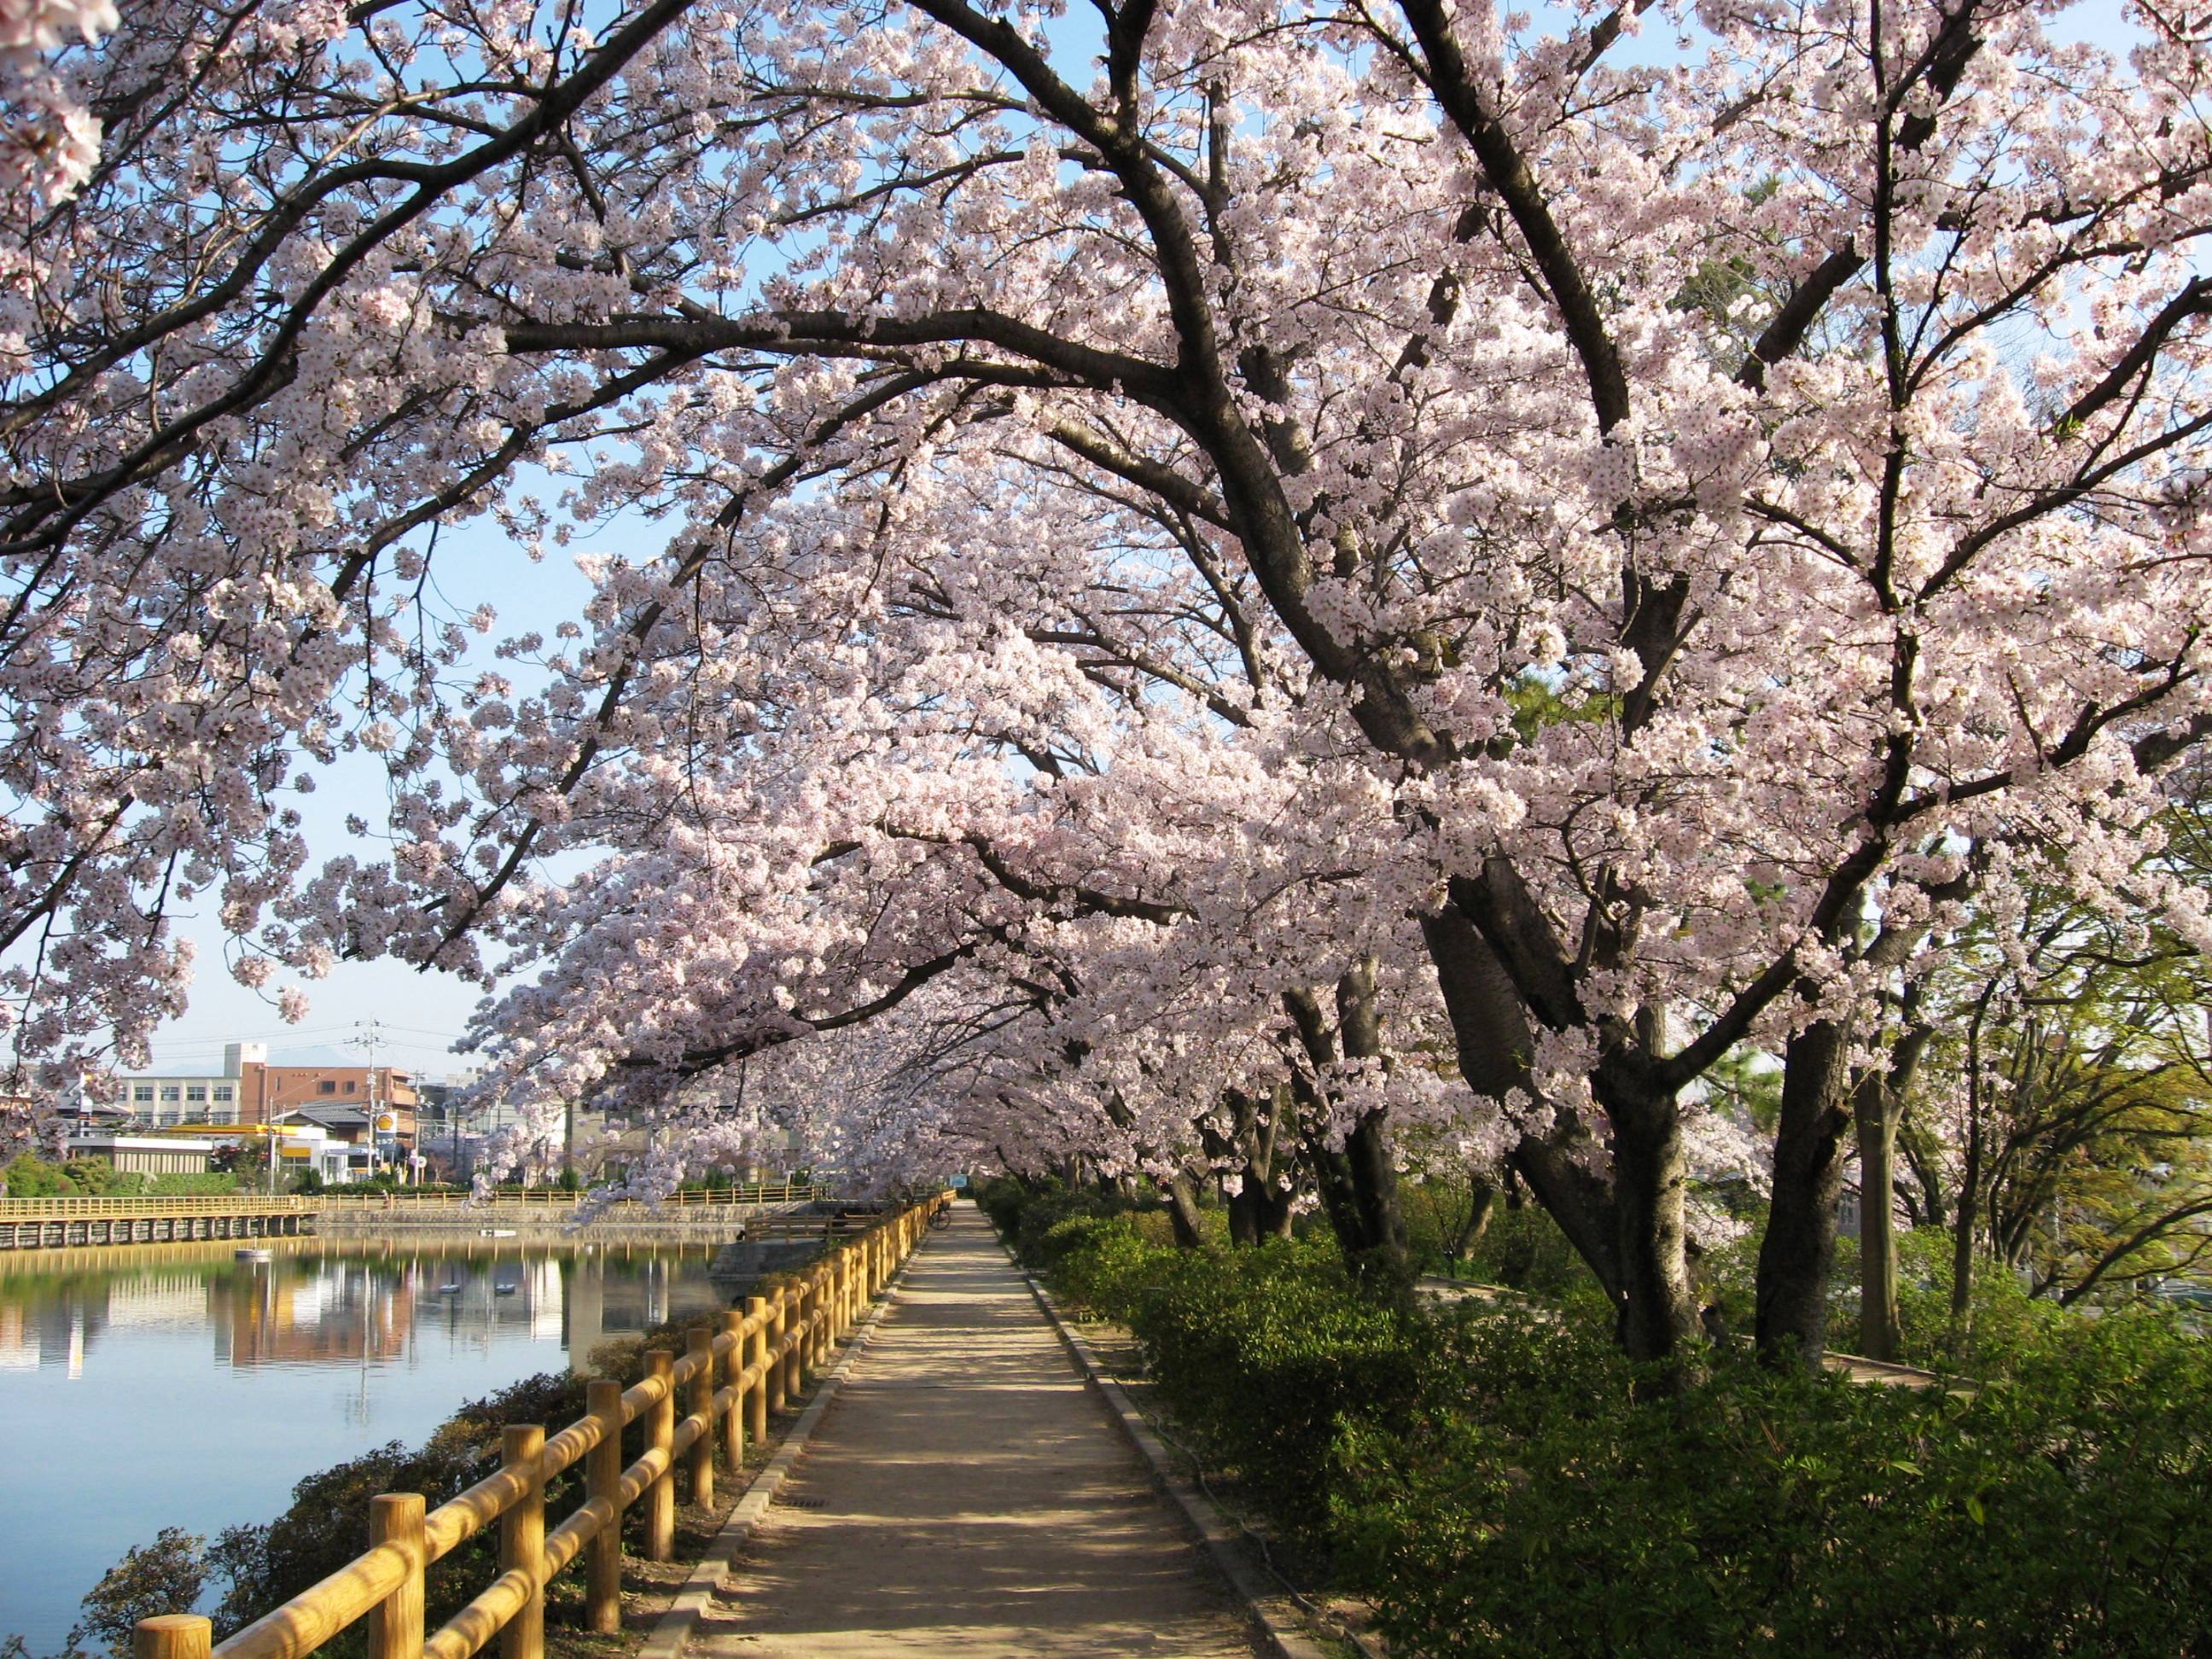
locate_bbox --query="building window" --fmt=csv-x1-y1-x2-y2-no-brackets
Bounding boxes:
160,1085,180,1103
132,1086,154,1103
345,1080,357,1092
213,1086,233,1103
319,1080,337,1094
186,1085,207,1103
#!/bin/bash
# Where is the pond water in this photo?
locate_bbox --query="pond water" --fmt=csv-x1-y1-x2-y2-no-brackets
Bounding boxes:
0,1237,741,1653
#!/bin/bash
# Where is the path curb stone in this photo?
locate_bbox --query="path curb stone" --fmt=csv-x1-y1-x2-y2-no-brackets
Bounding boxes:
1018,1257,1341,1659
639,1240,927,1659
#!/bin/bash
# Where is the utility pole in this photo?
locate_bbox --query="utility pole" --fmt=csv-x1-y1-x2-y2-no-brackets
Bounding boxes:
352,1020,393,1182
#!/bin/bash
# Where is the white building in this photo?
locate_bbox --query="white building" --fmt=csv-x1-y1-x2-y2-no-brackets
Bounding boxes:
86,1042,267,1126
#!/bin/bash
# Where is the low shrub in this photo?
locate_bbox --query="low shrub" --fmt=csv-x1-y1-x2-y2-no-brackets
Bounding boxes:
1027,1189,2212,1655
1034,1214,1158,1317
1119,1237,1432,1534
1336,1301,2212,1656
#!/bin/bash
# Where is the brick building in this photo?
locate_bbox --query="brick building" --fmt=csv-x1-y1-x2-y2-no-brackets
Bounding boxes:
91,1042,418,1158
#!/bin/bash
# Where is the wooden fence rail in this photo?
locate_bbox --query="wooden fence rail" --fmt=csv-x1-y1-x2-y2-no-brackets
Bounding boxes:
2,1183,827,1221
132,1192,952,1659
0,1196,317,1220
308,1184,831,1210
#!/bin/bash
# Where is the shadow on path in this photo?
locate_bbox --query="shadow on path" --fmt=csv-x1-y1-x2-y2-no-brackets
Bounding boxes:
690,1207,1261,1657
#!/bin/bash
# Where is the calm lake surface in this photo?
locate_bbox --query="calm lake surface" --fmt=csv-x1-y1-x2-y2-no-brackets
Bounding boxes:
0,1237,740,1652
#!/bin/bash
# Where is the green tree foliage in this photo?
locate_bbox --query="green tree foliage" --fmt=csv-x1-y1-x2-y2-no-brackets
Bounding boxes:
1895,824,2212,1313
71,1530,208,1658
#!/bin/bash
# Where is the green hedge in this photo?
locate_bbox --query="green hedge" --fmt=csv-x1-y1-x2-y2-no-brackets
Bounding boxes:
978,1179,2212,1656
1337,1307,2212,1656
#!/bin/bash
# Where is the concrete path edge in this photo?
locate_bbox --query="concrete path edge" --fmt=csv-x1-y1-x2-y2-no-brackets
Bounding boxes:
1015,1255,1341,1659
638,1243,928,1659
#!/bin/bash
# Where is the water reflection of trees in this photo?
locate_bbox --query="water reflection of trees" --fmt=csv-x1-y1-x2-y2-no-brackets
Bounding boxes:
0,1245,731,1375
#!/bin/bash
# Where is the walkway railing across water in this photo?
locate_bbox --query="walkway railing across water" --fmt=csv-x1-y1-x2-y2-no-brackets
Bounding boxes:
130,1192,952,1659
310,1183,832,1210
0,1181,827,1220
0,1184,835,1248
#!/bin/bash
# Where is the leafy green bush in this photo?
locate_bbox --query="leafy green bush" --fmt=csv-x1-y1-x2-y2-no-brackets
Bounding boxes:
1120,1237,1430,1534
1044,1215,1162,1318
1032,1192,2212,1656
969,1173,1037,1238
72,1529,208,1656
1336,1301,2212,1656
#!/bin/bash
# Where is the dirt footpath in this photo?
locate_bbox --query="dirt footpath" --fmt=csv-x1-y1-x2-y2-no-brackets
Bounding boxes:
689,1206,1264,1657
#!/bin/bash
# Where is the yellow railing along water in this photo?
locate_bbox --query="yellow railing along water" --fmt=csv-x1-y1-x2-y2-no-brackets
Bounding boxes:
131,1192,952,1659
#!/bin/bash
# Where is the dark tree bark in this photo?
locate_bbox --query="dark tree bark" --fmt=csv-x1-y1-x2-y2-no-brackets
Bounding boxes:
1421,900,1701,1368
1204,1086,1295,1244
1163,1172,1208,1249
1337,958,1410,1270
1756,1019,1856,1366
1952,996,1994,1326
1281,960,1410,1285
1598,1056,1702,1366
1447,1178,1496,1267
1856,1011,1930,1362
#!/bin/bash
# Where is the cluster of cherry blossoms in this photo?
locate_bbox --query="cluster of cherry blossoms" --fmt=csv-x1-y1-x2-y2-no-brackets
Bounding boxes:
4,0,2209,1359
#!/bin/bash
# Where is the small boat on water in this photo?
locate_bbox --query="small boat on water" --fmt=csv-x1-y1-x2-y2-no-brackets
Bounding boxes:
480,1228,517,1238
235,1248,273,1263
493,1284,519,1296
437,1283,463,1295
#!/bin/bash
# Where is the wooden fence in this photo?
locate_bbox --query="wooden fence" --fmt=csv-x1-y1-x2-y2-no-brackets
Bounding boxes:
0,1185,833,1249
0,1196,311,1250
131,1192,952,1659
0,1184,824,1220
308,1184,830,1210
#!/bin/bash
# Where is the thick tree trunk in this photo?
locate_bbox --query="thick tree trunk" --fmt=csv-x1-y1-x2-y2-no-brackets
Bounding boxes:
1755,1019,1855,1368
1951,1002,1990,1327
1448,1179,1495,1267
1343,1113,1406,1269
1423,898,1699,1373
1281,965,1411,1285
1855,1016,1928,1363
1855,1071,1901,1361
1206,1086,1296,1245
1601,1073,1701,1368
1336,958,1411,1275
1164,1173,1208,1250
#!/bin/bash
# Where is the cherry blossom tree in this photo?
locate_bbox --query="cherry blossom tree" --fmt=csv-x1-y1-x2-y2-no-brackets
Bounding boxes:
6,0,2212,1371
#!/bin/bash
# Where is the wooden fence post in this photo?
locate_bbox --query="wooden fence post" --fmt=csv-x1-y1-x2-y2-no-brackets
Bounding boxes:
785,1285,806,1397
585,1378,623,1633
366,1493,425,1659
644,1350,676,1560
720,1310,746,1468
134,1616,210,1659
500,1424,544,1659
808,1270,825,1368
747,1296,770,1444
687,1326,715,1508
767,1296,788,1413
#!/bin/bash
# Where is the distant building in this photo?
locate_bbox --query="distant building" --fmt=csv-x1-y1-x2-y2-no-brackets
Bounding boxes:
75,1042,419,1166
100,1042,265,1126
60,1133,212,1176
